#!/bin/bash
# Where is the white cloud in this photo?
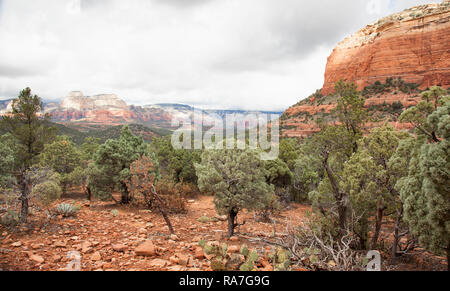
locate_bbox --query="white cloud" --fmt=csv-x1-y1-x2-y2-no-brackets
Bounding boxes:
0,0,437,111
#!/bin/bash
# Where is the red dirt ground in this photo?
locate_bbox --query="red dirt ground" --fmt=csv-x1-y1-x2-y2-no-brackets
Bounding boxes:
0,190,446,271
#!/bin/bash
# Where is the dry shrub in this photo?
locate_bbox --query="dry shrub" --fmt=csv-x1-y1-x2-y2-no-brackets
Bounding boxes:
155,177,195,214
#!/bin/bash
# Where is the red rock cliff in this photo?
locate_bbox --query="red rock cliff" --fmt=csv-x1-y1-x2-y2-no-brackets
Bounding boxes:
322,2,450,95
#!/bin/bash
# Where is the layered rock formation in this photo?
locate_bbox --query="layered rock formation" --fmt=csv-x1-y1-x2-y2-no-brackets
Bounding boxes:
1,92,282,132
282,2,449,138
322,2,450,95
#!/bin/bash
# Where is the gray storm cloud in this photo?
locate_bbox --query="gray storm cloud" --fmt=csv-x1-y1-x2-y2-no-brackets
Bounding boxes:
0,0,437,111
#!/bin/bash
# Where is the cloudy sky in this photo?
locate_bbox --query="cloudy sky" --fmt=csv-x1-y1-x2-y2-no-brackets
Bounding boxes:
0,0,438,111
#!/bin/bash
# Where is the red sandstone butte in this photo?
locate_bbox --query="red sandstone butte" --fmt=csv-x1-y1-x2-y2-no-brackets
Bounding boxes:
322,2,450,95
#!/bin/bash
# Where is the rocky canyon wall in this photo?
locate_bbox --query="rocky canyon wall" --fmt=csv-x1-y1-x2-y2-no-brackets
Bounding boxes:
322,2,450,95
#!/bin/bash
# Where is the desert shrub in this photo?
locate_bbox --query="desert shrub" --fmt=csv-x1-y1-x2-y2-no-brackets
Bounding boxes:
127,155,175,234
110,209,119,217
31,175,62,207
54,203,80,217
266,214,366,271
154,177,191,214
197,215,219,223
0,210,19,227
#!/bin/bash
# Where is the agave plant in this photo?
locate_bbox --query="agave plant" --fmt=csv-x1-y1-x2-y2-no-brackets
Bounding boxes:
54,203,80,217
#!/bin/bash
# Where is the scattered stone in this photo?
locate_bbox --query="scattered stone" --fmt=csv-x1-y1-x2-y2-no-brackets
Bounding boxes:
91,252,102,261
213,230,223,240
228,245,240,253
112,244,128,252
229,236,239,242
194,247,205,260
11,241,22,247
81,242,92,253
52,255,62,263
169,256,180,264
215,215,227,221
135,241,156,256
177,254,190,266
30,255,45,264
150,259,169,268
168,265,185,271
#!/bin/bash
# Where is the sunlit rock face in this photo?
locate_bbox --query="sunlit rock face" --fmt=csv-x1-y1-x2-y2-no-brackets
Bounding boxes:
61,92,128,111
322,2,450,95
281,2,450,139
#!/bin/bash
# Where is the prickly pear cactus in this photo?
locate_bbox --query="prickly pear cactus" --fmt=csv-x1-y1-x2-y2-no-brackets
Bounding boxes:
198,241,260,271
239,249,259,271
268,247,291,271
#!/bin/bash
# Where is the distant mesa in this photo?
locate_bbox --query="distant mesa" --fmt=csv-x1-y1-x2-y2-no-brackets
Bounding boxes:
1,91,282,132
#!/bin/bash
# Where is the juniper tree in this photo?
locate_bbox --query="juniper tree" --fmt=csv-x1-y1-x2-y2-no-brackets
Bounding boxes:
71,137,101,200
265,158,292,203
0,88,55,222
397,87,449,269
340,125,410,249
0,135,15,187
91,126,148,204
195,149,274,237
307,81,367,231
39,136,81,194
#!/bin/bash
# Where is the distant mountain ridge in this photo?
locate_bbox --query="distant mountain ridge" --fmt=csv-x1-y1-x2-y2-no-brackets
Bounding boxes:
0,92,282,131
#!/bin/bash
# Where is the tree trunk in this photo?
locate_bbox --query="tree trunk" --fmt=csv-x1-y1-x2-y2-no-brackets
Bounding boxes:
86,186,92,201
227,209,238,238
19,195,29,224
370,202,385,250
157,205,174,235
19,179,31,223
62,182,67,195
392,208,402,258
120,182,130,204
337,202,347,231
151,186,175,235
322,151,347,231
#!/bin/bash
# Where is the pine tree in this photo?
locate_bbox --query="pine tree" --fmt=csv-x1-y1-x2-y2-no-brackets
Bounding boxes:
0,88,55,222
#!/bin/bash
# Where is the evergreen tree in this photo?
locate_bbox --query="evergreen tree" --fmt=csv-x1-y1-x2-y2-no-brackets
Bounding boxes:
397,87,449,269
0,88,55,222
308,81,366,232
340,125,410,249
92,126,148,204
195,149,274,237
0,135,15,187
39,136,81,194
